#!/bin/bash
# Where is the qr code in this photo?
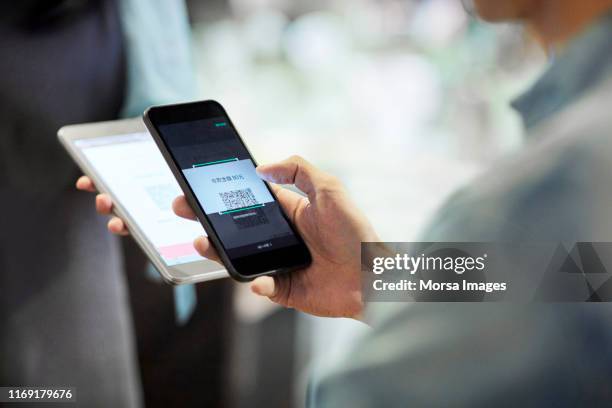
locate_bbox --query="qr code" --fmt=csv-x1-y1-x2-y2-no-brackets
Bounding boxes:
219,188,258,211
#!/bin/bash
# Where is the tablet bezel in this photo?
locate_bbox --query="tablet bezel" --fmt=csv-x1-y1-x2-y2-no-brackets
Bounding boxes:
58,117,228,285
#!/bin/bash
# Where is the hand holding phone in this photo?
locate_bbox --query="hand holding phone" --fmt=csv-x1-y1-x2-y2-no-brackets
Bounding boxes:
173,154,378,319
144,100,311,281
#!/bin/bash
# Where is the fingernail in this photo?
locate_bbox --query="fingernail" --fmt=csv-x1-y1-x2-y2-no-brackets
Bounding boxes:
256,166,274,181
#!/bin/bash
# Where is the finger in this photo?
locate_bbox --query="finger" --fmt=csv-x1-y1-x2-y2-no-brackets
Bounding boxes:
172,195,197,220
256,155,338,200
107,217,129,236
193,236,221,262
76,176,97,192
250,274,291,306
95,194,113,215
250,276,277,297
269,184,305,224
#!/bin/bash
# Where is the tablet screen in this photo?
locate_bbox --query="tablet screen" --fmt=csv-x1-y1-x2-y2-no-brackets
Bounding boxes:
75,132,205,266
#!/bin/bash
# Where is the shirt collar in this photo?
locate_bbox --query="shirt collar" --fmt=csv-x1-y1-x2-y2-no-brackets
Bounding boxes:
512,12,612,131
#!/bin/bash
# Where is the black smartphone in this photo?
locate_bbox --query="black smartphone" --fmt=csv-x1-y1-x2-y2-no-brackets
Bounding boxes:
143,100,311,281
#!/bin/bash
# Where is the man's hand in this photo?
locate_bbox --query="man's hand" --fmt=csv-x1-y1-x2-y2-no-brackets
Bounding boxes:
174,156,378,319
75,176,129,235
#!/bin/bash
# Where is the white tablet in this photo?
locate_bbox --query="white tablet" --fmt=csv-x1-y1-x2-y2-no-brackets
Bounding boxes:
58,118,228,284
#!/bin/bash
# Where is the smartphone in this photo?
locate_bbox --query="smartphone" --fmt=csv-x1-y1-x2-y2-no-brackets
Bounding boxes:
143,100,311,281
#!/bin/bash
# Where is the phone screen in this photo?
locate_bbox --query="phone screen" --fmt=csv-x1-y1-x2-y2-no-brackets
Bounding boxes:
148,103,311,278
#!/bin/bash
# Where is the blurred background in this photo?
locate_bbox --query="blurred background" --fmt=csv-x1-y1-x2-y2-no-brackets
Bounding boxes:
178,0,546,407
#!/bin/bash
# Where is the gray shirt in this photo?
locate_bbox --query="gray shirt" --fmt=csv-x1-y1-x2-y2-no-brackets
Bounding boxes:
314,13,612,408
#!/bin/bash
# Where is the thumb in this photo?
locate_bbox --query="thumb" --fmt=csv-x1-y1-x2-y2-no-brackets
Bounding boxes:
250,274,291,306
256,155,333,200
250,276,277,297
